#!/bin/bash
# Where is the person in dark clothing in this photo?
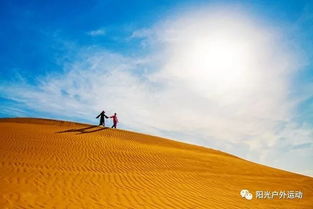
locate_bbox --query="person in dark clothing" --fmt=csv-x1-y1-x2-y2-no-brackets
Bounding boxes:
96,111,109,127
110,113,118,128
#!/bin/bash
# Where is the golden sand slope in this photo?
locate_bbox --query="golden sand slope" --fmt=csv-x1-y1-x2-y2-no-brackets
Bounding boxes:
0,118,312,209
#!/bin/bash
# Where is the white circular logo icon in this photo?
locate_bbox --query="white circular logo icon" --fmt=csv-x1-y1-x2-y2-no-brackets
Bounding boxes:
240,189,253,200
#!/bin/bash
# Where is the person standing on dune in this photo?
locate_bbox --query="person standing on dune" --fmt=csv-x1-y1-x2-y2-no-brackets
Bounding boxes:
110,113,118,128
96,111,109,127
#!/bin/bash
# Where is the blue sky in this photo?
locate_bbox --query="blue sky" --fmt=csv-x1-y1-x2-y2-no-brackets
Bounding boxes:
1,0,313,177
1,0,312,79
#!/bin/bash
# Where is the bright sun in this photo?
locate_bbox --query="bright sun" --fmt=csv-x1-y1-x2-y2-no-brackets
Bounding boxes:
169,34,255,95
160,10,269,97
191,37,250,81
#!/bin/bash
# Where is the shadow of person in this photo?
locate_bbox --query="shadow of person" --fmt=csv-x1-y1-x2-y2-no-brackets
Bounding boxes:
57,125,108,134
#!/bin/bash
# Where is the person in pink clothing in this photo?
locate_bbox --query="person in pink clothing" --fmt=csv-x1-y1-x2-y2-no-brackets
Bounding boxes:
110,113,118,128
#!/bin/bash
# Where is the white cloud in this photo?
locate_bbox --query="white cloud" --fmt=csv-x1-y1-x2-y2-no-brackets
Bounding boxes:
2,7,313,177
130,28,153,39
87,28,106,36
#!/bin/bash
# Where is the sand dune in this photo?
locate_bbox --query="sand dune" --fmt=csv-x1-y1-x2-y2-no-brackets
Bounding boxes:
0,118,312,209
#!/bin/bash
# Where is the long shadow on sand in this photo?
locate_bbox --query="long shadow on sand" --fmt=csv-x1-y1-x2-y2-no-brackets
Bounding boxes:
57,125,108,135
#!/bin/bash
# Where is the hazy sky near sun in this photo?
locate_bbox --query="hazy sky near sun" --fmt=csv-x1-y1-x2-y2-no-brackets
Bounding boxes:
0,0,313,177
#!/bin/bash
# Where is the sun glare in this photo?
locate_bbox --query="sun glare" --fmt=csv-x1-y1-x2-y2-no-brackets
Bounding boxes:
159,10,265,97
178,34,255,95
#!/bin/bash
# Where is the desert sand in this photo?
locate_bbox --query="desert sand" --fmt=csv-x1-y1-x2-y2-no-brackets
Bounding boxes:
0,118,312,209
